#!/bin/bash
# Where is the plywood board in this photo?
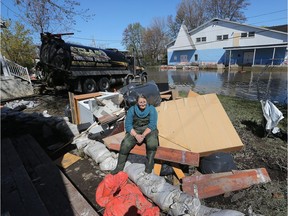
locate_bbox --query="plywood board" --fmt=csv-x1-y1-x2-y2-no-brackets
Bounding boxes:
156,93,243,156
54,153,81,169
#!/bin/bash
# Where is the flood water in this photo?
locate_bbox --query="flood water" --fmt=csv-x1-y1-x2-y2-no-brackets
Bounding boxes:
147,67,287,104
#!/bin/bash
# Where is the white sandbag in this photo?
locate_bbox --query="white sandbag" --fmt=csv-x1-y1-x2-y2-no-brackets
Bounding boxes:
124,163,195,213
168,192,201,216
72,137,93,149
83,141,112,163
198,205,244,216
99,157,118,171
124,163,146,182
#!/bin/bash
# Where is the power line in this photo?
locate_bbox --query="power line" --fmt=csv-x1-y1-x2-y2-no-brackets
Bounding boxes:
246,9,287,19
248,17,287,26
70,36,121,42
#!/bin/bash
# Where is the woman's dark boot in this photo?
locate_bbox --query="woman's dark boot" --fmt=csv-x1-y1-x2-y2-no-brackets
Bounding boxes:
111,153,128,175
145,151,156,173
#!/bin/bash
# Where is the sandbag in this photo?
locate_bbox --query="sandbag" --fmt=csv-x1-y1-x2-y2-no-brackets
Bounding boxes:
95,172,160,216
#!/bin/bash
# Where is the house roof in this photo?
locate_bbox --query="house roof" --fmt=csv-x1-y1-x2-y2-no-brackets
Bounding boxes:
266,25,288,33
167,18,288,46
188,18,288,36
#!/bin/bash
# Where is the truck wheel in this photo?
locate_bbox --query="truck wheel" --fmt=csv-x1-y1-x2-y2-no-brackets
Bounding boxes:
82,78,97,93
98,77,110,91
141,75,147,83
126,75,134,85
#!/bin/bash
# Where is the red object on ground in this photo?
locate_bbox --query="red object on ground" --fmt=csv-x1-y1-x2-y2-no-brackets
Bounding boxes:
182,168,271,199
96,172,160,216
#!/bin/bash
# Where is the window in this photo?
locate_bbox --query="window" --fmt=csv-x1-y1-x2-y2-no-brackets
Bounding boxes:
195,54,198,61
241,32,255,38
241,32,248,38
217,34,228,41
196,37,206,42
248,32,255,37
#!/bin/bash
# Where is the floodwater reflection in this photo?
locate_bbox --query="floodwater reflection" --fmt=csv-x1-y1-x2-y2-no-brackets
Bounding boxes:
147,69,287,104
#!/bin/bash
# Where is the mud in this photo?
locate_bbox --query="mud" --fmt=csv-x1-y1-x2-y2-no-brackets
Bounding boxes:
13,90,288,216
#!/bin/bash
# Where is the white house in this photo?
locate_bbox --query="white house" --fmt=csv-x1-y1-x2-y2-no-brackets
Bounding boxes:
167,18,288,66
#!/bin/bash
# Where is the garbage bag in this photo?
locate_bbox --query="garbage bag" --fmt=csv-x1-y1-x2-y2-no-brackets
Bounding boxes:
260,100,284,134
95,171,160,216
119,80,162,108
199,152,237,174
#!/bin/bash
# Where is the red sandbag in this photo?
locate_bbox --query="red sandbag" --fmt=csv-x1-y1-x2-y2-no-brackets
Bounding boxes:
96,172,128,207
96,172,160,216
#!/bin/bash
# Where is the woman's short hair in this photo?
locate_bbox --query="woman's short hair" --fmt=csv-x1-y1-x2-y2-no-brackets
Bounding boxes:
136,94,147,101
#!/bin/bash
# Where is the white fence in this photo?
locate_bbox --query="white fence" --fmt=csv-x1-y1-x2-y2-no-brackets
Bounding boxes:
1,55,31,83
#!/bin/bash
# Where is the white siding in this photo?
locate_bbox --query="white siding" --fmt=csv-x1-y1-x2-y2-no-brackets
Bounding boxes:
190,20,287,50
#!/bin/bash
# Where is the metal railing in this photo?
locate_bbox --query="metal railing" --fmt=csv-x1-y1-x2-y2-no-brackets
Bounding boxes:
3,56,31,83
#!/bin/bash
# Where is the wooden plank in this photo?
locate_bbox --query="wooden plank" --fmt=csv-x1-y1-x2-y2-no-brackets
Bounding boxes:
172,166,185,180
12,135,74,215
1,138,49,216
11,134,98,215
73,92,103,124
73,92,103,101
60,171,100,216
157,94,244,156
107,143,199,166
160,94,172,100
54,153,81,169
98,112,125,125
154,163,162,175
182,168,271,199
68,91,77,124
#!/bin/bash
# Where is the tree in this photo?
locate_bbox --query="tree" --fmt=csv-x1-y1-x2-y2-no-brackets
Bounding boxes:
143,18,169,65
122,23,145,66
167,15,181,40
176,0,209,31
1,20,37,69
206,0,250,22
167,0,249,35
14,0,93,34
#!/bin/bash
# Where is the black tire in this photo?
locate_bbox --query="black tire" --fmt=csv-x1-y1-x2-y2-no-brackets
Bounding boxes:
141,75,147,83
98,77,110,91
82,78,97,93
126,75,134,85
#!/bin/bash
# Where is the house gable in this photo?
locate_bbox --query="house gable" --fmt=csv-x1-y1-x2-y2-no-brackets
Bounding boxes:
168,24,196,51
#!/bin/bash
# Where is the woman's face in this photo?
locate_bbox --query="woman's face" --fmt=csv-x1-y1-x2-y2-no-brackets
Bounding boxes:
137,97,147,110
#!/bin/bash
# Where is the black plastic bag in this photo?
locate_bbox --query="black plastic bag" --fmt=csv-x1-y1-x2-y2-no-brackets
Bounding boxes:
119,80,162,108
199,152,237,174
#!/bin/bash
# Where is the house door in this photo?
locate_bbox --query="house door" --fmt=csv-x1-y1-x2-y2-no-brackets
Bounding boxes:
180,55,188,64
243,52,253,65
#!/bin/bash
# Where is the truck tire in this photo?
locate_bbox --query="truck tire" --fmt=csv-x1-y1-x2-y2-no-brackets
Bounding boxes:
126,75,134,85
82,78,97,93
141,75,147,83
98,77,110,91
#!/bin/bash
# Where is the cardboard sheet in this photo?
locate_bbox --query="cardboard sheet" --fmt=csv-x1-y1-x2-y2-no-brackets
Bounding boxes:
156,93,243,156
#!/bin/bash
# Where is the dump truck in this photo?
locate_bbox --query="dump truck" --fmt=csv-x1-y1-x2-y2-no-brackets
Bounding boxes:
37,32,147,93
